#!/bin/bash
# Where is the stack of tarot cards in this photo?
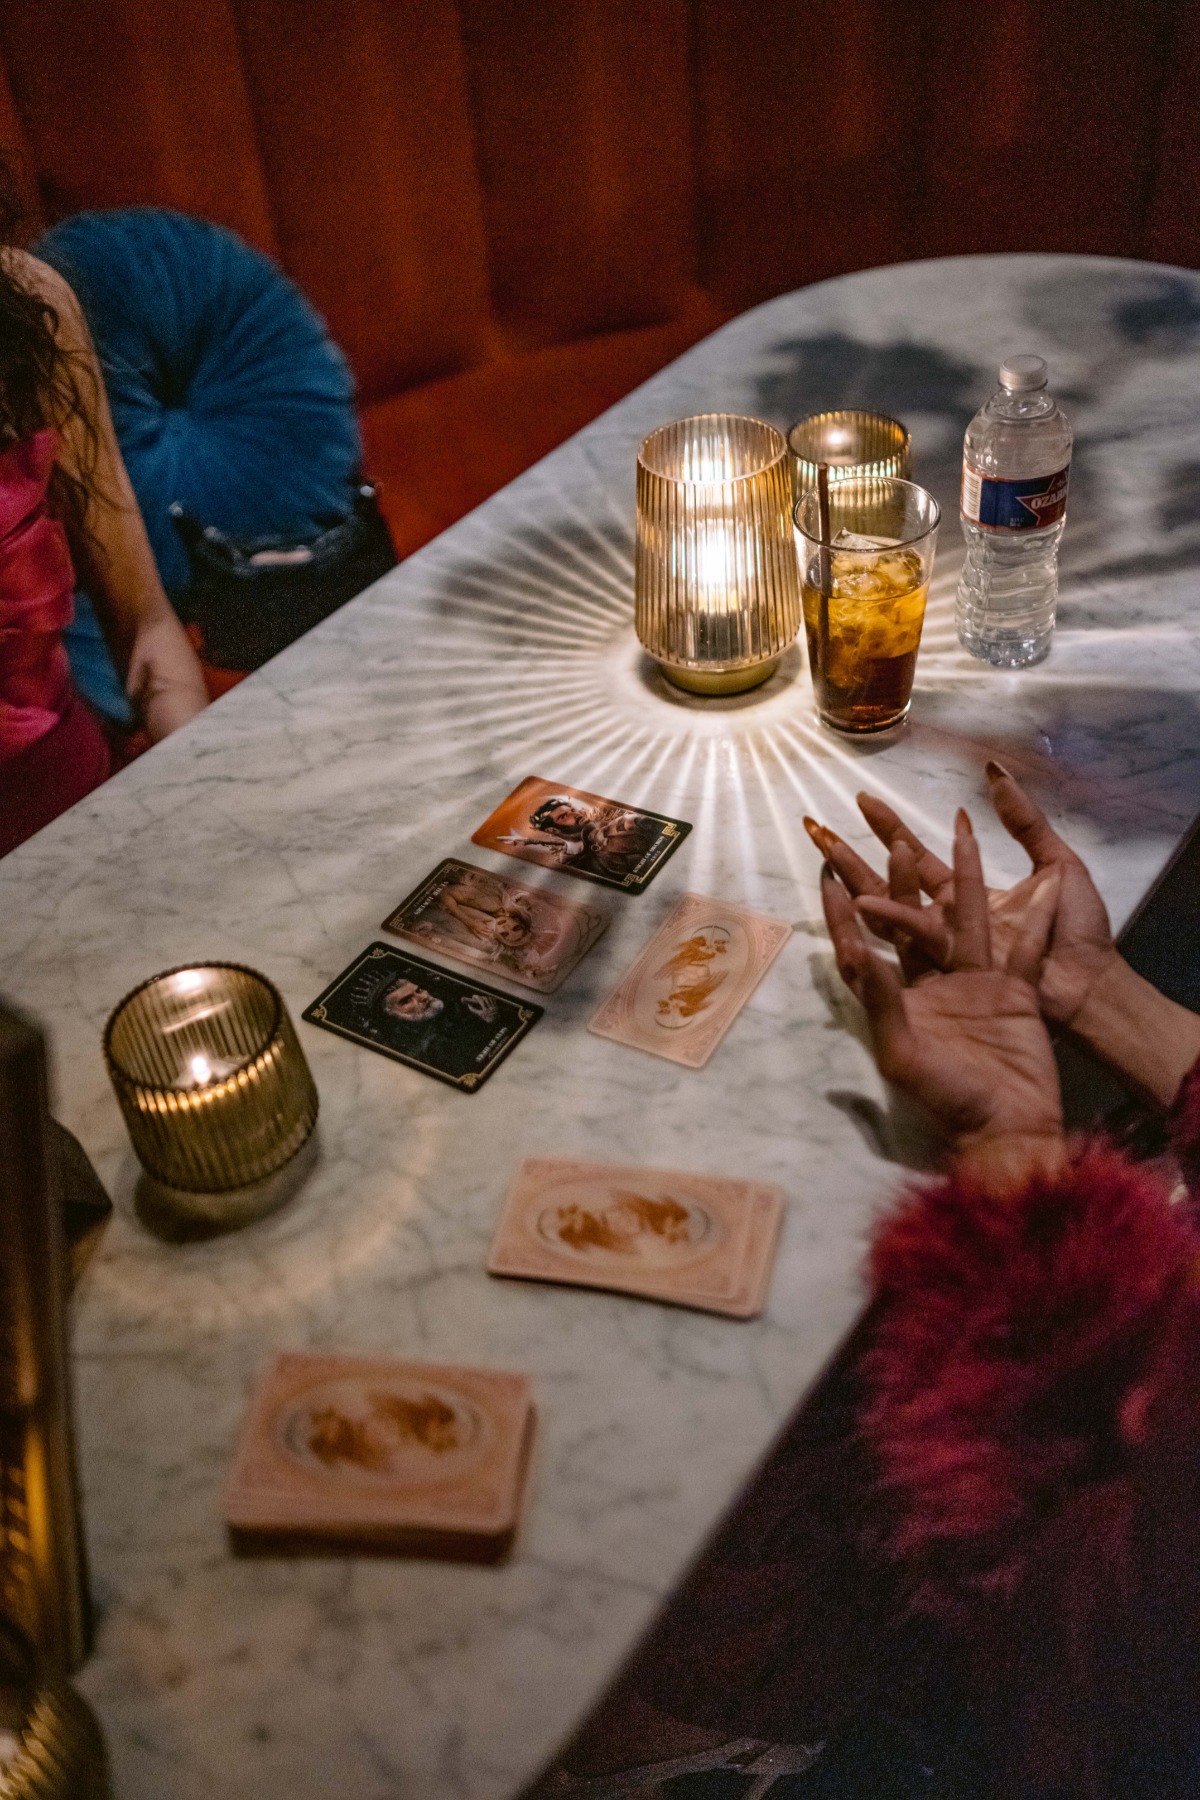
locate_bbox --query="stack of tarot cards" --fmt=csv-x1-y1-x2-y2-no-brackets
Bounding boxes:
225,1352,536,1562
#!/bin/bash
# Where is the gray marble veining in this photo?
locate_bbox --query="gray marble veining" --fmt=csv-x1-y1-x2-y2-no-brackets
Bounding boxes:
4,254,1200,1797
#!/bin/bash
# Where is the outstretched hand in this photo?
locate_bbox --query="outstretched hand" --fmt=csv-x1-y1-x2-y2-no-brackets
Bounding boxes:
806,762,1118,1027
821,809,1065,1189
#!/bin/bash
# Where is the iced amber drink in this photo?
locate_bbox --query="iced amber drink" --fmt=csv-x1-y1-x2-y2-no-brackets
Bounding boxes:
794,476,940,733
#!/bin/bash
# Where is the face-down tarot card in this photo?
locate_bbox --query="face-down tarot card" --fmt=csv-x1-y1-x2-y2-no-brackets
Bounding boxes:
588,893,792,1068
488,1158,783,1318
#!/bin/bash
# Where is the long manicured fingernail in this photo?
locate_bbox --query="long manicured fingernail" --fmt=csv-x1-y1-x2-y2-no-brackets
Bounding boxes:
820,859,836,883
985,759,1012,782
955,807,973,835
804,816,831,849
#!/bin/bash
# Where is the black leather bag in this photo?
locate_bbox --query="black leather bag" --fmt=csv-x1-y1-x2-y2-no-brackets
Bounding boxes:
170,482,397,670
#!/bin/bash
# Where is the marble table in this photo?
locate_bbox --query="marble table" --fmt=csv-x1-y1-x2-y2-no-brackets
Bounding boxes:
4,254,1200,1800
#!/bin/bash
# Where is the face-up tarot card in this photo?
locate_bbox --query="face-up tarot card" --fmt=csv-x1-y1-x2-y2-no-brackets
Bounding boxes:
488,1158,783,1318
381,858,608,994
225,1352,536,1560
304,943,541,1091
471,776,691,894
588,893,793,1068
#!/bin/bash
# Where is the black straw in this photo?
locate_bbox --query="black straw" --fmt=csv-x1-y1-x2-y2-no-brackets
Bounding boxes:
816,461,832,677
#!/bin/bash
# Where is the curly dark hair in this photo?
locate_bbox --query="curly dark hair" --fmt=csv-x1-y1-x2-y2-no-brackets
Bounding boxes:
0,154,98,545
529,797,589,836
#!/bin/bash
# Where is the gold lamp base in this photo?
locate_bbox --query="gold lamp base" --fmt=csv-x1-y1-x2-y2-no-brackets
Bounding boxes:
0,1625,112,1800
0,1682,112,1800
657,656,781,697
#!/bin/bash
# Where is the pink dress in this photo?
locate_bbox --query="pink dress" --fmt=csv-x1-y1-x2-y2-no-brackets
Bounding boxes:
0,428,109,856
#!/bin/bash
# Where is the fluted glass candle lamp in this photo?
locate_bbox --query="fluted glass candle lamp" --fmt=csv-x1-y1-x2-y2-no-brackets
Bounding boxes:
104,964,318,1228
636,414,801,695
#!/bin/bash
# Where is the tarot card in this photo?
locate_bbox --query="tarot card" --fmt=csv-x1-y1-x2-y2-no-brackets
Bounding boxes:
381,858,608,994
588,893,793,1068
303,943,541,1091
225,1352,535,1560
471,775,691,894
488,1158,784,1318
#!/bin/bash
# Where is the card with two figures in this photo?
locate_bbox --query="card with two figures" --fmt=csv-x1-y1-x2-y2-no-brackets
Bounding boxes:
382,857,607,994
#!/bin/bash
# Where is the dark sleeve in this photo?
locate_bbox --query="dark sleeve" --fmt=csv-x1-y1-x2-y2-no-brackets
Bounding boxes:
1167,1053,1200,1199
861,1140,1199,1626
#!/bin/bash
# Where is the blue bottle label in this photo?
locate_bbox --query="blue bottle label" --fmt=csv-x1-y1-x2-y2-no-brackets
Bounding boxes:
961,462,1070,529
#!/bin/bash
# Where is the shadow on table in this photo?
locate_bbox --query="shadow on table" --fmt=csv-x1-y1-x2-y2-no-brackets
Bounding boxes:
1021,266,1200,360
905,679,1200,843
426,512,635,651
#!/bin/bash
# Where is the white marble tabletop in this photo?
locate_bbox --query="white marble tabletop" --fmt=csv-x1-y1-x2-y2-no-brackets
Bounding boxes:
4,254,1200,1799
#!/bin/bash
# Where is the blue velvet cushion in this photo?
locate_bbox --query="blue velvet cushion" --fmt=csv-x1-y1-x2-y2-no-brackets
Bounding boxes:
35,208,362,716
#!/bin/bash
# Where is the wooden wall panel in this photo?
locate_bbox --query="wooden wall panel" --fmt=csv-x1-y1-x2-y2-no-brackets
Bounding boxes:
231,0,493,401
0,0,1196,423
690,0,926,314
0,54,42,236
916,0,1176,261
0,0,276,252
1145,8,1200,268
459,0,701,350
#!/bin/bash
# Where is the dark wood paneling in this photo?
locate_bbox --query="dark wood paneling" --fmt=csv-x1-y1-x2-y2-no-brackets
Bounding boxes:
460,0,702,349
1145,6,1200,267
231,0,494,400
1,0,1196,511
0,0,277,252
690,0,927,313
916,0,1178,262
0,54,42,235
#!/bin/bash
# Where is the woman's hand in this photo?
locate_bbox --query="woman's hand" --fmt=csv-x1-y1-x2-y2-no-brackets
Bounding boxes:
810,769,1200,1113
821,809,1065,1193
125,608,208,741
805,763,1119,1026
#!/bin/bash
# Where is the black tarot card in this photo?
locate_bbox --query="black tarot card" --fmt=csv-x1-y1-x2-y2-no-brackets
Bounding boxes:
303,944,542,1092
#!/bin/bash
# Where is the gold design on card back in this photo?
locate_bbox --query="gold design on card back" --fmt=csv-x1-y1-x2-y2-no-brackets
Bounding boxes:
647,922,750,1030
275,1375,492,1489
535,1181,719,1272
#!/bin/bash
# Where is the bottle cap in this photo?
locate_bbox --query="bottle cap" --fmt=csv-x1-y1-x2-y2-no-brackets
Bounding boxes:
999,355,1048,392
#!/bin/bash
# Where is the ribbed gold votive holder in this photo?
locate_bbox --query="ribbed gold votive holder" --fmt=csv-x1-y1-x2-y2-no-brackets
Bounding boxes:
103,965,317,1218
787,409,911,499
0,1621,112,1800
635,413,801,695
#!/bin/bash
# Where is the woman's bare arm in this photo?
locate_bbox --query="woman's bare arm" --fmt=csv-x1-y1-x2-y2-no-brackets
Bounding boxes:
14,250,207,740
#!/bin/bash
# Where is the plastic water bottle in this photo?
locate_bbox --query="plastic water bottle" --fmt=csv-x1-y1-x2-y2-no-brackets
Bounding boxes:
956,355,1072,667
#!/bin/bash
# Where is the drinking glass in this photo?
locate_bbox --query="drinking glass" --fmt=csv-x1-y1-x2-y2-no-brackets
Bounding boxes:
787,410,910,499
793,477,939,733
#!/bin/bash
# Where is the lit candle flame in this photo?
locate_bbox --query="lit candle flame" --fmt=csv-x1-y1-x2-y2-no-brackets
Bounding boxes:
190,1054,213,1087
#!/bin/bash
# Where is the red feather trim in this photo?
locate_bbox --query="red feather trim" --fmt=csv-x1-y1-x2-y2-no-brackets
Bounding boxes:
862,1141,1198,1621
1168,1055,1200,1198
